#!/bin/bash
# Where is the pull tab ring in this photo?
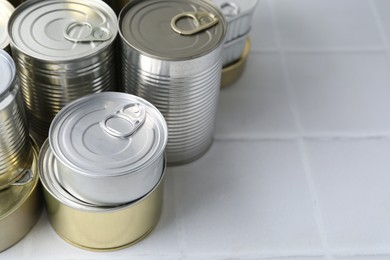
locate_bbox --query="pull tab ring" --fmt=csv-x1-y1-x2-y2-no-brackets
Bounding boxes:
100,103,146,139
64,21,112,43
171,12,219,35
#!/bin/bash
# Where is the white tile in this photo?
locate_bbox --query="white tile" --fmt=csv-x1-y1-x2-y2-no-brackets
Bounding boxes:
284,52,390,133
250,0,277,51
271,0,383,49
373,0,390,44
216,53,297,137
335,256,390,260
305,139,390,250
170,140,323,256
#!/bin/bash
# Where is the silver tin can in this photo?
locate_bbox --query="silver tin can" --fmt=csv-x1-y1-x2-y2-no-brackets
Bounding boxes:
119,0,226,165
0,0,14,53
49,92,168,206
39,140,165,251
222,32,249,67
8,0,118,146
0,50,32,190
212,0,258,42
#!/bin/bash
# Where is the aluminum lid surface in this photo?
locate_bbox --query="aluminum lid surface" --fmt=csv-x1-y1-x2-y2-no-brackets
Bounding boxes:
119,0,226,60
0,50,15,96
8,0,117,61
49,92,168,177
0,0,14,50
212,0,258,20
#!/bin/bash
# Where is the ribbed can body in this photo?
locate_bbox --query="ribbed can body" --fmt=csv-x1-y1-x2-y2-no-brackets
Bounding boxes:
8,0,118,146
119,0,226,165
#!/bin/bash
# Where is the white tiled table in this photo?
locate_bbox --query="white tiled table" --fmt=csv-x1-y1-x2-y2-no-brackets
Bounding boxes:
3,0,390,259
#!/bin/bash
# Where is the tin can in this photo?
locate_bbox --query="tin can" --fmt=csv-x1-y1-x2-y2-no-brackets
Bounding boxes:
0,50,32,189
0,0,14,53
119,0,226,165
39,140,165,251
49,92,168,206
8,0,118,146
0,138,43,252
222,31,249,67
221,37,251,88
212,0,258,42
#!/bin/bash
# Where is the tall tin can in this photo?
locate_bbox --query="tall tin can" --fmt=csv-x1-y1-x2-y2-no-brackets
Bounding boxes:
48,92,168,206
0,0,14,53
39,140,165,251
8,0,118,146
119,0,227,165
0,138,43,252
0,50,32,190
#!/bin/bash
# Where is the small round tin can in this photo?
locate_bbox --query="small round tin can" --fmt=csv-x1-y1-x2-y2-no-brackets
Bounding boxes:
119,0,227,165
39,140,165,251
0,0,14,53
8,0,118,146
212,0,258,42
49,92,168,206
221,37,250,88
0,50,32,189
0,138,43,252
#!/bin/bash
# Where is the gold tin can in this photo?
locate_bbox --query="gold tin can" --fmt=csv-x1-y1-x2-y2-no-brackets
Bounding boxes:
0,138,43,252
39,141,165,251
221,37,251,88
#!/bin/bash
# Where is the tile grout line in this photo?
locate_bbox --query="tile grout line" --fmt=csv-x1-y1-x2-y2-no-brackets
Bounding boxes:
267,0,332,259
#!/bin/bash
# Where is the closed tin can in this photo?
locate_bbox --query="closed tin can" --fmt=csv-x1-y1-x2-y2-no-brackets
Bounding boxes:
0,0,14,53
49,92,168,206
0,138,43,252
8,0,118,146
221,37,251,88
212,0,258,42
0,50,32,189
119,0,226,165
39,140,165,251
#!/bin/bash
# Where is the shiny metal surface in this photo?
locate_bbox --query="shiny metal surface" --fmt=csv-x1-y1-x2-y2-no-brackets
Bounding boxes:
221,37,250,88
8,0,118,146
119,0,226,165
0,139,43,252
0,50,32,189
39,140,164,251
222,32,249,66
0,0,14,52
49,92,168,206
212,0,258,42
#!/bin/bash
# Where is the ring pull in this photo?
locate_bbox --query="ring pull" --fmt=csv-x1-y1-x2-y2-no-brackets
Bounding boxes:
100,103,146,139
220,2,240,18
64,21,112,43
171,12,219,35
12,169,33,186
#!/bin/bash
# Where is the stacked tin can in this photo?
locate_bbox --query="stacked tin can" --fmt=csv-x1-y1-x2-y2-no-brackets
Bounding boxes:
39,92,168,250
212,0,258,87
7,0,118,146
0,0,14,53
0,50,42,252
119,0,227,165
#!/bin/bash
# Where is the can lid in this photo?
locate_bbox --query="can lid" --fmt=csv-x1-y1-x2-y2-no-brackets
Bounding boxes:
49,92,168,177
119,0,226,60
0,0,14,50
0,50,15,97
212,0,258,20
8,0,117,61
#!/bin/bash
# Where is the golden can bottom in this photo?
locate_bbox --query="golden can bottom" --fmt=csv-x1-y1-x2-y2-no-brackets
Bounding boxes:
39,141,164,251
221,37,251,88
0,138,43,252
